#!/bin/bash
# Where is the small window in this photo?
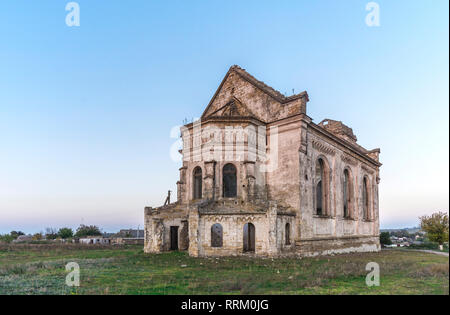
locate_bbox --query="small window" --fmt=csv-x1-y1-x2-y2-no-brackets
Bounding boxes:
211,224,223,247
243,223,255,252
285,223,291,245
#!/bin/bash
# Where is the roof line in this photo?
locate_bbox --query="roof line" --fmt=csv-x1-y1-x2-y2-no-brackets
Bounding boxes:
201,65,309,119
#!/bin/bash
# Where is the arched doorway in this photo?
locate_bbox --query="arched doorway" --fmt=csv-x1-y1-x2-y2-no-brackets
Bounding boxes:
243,223,255,252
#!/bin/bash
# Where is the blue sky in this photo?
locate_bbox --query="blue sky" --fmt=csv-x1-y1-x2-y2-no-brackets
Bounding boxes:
0,0,448,233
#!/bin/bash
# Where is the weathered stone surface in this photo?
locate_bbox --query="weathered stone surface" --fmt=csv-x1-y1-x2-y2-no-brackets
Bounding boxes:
144,66,382,258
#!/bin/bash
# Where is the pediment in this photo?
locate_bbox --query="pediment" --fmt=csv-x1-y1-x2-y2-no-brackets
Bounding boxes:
201,65,309,123
205,97,256,119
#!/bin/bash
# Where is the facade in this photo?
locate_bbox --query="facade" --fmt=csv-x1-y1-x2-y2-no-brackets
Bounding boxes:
144,65,382,257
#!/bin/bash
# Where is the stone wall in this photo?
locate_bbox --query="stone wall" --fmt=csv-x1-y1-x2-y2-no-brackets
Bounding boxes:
189,203,281,257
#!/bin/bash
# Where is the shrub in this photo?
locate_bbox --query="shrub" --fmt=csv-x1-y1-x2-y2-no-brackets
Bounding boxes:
0,234,14,243
58,228,74,239
75,225,102,238
380,232,392,246
10,231,25,239
420,212,449,246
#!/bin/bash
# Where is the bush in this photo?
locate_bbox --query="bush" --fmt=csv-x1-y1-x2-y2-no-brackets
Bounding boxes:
75,225,102,238
32,233,43,241
58,228,74,239
420,212,449,246
380,232,392,246
0,234,14,243
10,231,25,240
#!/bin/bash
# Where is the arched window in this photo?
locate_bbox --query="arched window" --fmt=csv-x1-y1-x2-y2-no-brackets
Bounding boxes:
315,158,329,216
285,223,291,245
193,167,202,199
363,176,370,220
211,224,223,247
223,163,237,198
343,169,353,218
243,223,255,252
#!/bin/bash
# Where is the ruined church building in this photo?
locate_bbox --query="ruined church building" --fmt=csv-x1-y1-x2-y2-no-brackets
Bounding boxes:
145,65,382,257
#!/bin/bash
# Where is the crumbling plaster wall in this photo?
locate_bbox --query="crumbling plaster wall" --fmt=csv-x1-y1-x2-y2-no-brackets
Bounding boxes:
298,127,380,250
189,204,280,257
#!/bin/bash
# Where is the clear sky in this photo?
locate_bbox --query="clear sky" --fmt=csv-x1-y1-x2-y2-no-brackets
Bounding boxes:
0,0,448,234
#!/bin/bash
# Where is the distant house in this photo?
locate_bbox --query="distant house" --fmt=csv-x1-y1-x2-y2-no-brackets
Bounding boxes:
79,236,111,245
13,235,33,243
116,229,144,238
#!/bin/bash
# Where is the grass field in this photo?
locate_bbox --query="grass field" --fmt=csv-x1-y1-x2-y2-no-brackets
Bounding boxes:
0,244,448,295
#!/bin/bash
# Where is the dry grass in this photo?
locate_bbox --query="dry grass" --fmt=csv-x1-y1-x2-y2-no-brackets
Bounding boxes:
0,245,448,295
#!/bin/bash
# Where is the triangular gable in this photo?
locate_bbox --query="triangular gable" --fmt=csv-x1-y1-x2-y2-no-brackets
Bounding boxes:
205,97,256,119
201,65,309,123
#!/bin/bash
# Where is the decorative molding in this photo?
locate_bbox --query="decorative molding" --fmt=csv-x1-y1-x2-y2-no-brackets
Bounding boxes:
341,155,358,167
361,164,375,175
312,139,336,156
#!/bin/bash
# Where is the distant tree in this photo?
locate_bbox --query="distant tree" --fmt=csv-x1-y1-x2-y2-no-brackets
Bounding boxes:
75,225,102,238
10,231,25,239
45,227,58,240
391,230,410,238
420,212,449,251
380,232,392,246
58,228,74,239
0,234,14,243
32,233,43,241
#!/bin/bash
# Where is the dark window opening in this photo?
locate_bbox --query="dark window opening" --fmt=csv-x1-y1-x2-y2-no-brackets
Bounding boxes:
243,223,255,252
285,223,291,245
343,169,350,218
316,180,323,215
170,226,179,251
223,163,237,198
363,177,370,220
211,223,223,247
193,167,202,199
315,158,329,216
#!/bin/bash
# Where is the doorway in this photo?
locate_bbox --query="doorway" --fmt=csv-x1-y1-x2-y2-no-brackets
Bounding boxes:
243,223,255,252
170,226,179,251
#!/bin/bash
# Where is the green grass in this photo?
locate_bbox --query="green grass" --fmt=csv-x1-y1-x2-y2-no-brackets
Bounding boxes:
0,244,448,295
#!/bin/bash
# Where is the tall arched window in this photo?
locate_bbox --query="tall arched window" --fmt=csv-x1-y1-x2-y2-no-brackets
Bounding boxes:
343,169,353,218
316,158,329,216
285,223,291,245
193,167,202,199
223,163,237,198
211,223,223,247
363,176,370,220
